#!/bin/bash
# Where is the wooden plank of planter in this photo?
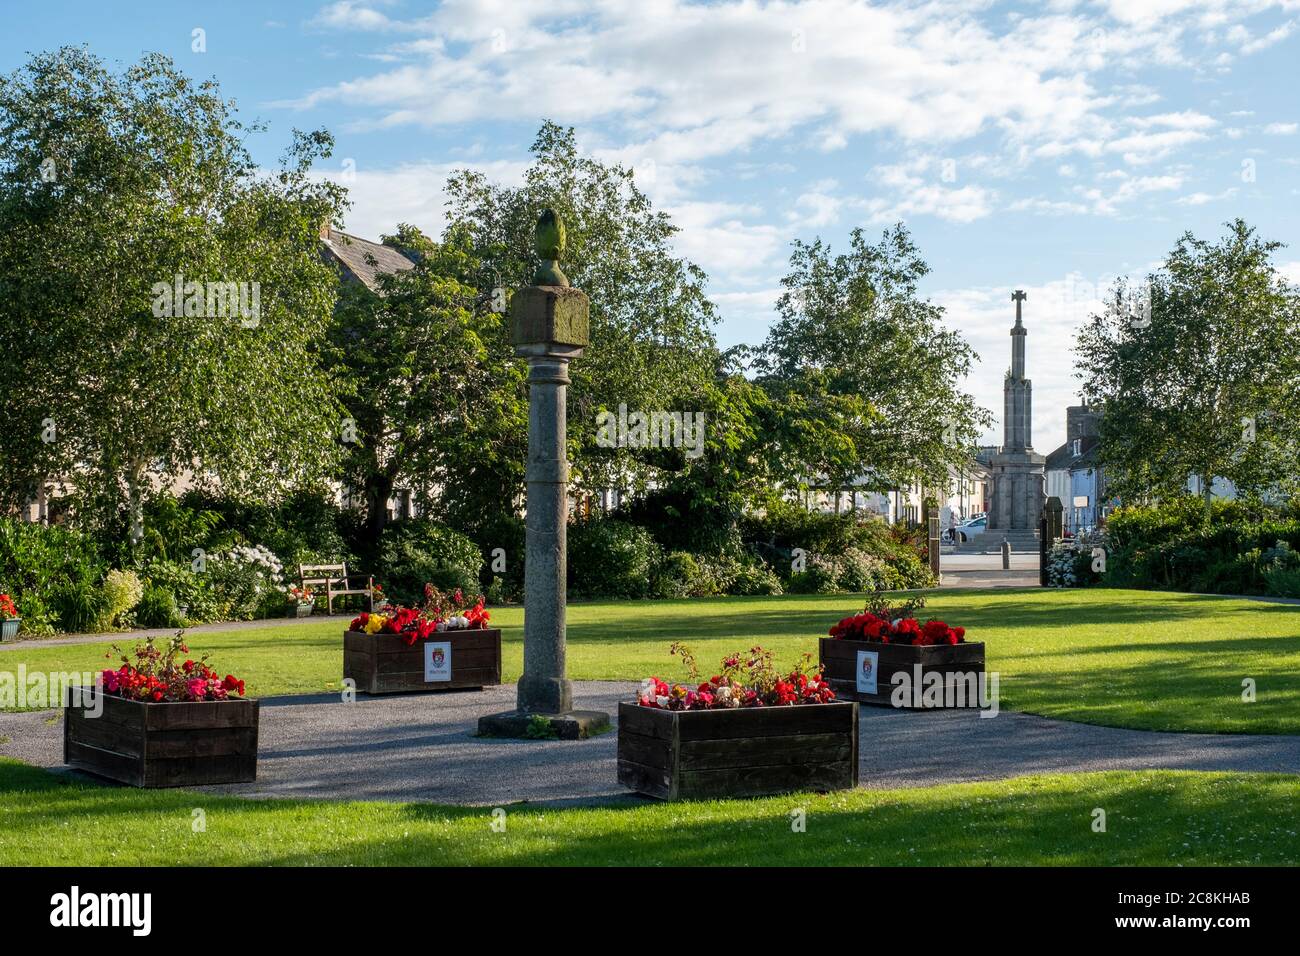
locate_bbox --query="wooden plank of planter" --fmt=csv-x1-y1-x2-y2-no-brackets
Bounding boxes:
616,701,675,740
145,727,258,759
678,732,852,771
144,754,256,788
145,699,258,730
65,741,145,787
675,704,852,741
678,761,855,800
616,701,857,801
617,729,673,769
617,758,675,801
343,629,502,694
63,710,145,757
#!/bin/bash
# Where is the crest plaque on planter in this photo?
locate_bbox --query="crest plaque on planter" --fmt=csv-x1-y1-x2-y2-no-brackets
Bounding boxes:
855,649,879,696
424,641,452,682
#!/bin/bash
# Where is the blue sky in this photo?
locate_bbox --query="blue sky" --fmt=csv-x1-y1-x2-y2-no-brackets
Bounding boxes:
5,0,1299,447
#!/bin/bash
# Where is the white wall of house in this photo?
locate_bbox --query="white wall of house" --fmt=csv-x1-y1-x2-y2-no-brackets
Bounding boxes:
1045,468,1070,506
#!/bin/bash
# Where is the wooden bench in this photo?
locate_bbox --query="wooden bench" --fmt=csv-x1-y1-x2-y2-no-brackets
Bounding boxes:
299,562,374,615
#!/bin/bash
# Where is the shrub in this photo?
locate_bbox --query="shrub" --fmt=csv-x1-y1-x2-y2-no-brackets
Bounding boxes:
483,575,514,605
787,556,840,594
51,576,108,633
743,503,934,591
0,519,105,635
652,551,705,598
135,584,185,628
726,558,784,596
568,518,662,599
1262,540,1300,598
98,569,144,630
377,520,482,604
206,544,285,620
1102,498,1300,593
142,559,219,623
1046,541,1086,587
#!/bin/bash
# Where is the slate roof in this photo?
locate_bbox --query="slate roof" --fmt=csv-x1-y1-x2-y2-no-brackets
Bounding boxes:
1045,435,1100,472
320,227,416,292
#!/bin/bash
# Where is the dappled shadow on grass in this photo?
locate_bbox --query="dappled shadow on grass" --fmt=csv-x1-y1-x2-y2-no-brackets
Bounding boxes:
4,759,1299,866
997,645,1300,735
256,771,1300,867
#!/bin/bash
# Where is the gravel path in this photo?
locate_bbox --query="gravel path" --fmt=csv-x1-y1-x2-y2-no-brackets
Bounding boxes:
3,681,1298,806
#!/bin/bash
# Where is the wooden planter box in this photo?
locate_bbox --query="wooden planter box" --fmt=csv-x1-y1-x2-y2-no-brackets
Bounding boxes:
64,689,258,788
617,700,858,801
343,628,501,694
819,637,986,708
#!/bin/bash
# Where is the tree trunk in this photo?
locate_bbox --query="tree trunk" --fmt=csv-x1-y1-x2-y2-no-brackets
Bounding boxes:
1200,471,1214,526
364,472,395,542
126,460,146,547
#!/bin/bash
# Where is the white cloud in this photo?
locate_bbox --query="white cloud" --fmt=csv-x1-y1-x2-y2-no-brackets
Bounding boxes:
1234,18,1296,53
284,0,1130,166
1265,121,1299,134
314,158,529,241
1175,186,1239,204
786,180,843,228
864,160,996,224
661,201,784,286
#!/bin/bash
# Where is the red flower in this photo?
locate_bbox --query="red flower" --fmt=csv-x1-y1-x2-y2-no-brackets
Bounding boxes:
464,598,491,628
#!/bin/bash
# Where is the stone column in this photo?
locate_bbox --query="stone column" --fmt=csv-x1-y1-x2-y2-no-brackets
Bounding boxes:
515,340,578,715
478,210,610,740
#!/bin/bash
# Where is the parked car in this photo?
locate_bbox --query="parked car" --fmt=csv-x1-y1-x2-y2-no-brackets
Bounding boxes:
952,515,988,543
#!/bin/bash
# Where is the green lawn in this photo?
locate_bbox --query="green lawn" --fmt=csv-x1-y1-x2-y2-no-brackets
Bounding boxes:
4,589,1299,733
0,759,1294,866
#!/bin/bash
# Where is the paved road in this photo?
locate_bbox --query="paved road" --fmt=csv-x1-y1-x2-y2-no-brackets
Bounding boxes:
4,682,1298,807
938,552,1040,589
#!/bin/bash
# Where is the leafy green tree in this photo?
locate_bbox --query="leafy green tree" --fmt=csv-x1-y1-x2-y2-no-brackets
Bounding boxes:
328,225,522,541
754,225,989,497
442,122,719,498
1076,219,1300,514
0,48,347,541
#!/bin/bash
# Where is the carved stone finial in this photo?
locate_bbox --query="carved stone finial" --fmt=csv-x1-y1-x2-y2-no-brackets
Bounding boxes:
533,208,569,287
